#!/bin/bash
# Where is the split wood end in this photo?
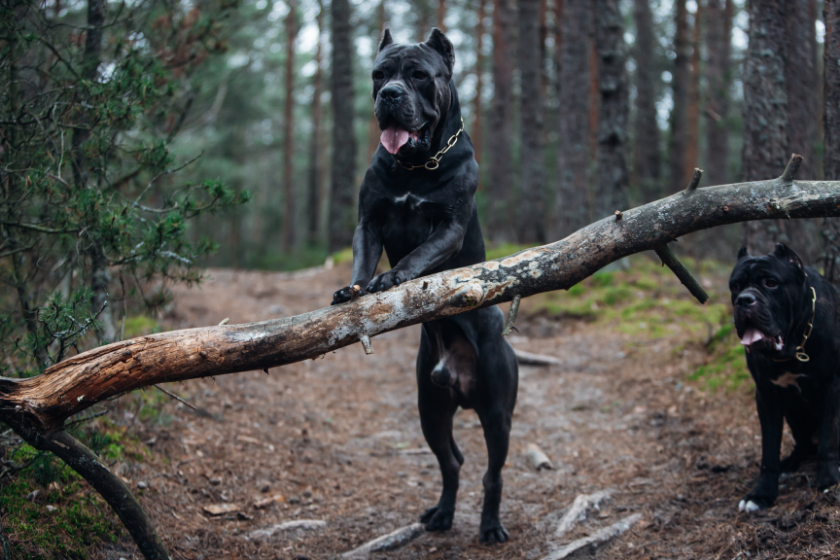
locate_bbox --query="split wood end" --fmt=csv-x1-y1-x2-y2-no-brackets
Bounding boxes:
614,210,623,220
360,335,374,355
502,294,522,336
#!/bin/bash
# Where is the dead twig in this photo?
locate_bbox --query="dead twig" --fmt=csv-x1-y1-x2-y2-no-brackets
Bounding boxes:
654,245,709,304
153,385,197,411
502,294,521,335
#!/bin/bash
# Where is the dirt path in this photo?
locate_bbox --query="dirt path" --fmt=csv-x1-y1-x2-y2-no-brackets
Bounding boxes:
117,262,840,560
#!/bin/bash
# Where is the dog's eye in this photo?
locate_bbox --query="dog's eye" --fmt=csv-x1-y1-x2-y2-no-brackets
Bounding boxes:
730,282,739,293
372,71,385,80
764,279,778,289
412,71,428,80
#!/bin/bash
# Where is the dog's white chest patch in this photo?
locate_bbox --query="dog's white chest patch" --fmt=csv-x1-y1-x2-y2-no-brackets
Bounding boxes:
393,193,427,207
772,372,805,390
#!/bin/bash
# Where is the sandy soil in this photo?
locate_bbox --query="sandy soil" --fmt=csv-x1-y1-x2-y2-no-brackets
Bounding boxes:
104,262,840,560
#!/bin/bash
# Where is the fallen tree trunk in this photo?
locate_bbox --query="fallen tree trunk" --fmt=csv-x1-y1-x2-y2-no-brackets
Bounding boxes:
2,156,839,558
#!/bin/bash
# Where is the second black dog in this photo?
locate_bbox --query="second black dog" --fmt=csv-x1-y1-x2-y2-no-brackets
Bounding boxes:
331,29,518,543
730,243,840,512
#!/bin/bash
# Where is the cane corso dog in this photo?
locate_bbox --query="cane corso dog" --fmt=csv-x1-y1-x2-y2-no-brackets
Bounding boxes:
331,29,518,543
730,243,840,512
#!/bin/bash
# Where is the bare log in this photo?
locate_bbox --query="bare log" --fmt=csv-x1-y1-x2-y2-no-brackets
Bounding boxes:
543,513,642,560
341,523,425,557
4,169,840,436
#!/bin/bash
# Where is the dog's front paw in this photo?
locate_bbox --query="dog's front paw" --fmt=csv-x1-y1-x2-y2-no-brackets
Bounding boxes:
817,461,840,490
366,269,410,293
479,520,509,544
331,286,354,305
420,505,454,532
738,491,775,513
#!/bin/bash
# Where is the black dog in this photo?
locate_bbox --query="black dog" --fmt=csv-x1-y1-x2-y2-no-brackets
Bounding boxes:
331,29,518,543
730,243,840,512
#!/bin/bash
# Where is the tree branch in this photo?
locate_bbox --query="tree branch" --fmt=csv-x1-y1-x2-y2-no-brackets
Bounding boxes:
3,169,839,434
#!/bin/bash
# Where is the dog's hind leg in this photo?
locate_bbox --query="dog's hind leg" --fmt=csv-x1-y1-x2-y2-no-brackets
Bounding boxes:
816,376,840,489
475,406,512,544
417,324,461,532
781,411,818,473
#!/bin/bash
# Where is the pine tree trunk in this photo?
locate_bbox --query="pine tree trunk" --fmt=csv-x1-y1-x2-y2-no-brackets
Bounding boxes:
518,0,546,242
593,0,629,220
781,0,821,263
367,0,387,162
472,0,487,170
631,0,661,202
307,0,325,246
282,0,298,252
437,0,447,30
685,5,701,184
488,0,516,241
668,0,689,193
822,0,840,281
329,0,357,252
704,0,732,187
552,0,592,239
742,0,789,255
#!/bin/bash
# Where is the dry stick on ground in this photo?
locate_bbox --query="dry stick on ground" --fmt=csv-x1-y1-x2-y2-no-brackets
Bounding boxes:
1,154,837,559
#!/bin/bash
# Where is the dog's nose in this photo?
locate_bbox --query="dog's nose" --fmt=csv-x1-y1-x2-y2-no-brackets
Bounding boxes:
736,292,757,307
379,85,403,100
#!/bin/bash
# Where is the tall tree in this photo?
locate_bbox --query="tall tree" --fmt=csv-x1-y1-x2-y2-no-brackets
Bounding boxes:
781,0,821,262
827,0,840,181
518,0,546,242
822,0,840,280
308,0,325,245
329,0,358,252
282,0,298,252
631,0,661,201
473,0,487,169
685,4,701,183
438,0,447,30
785,0,819,179
488,0,516,240
704,0,733,186
742,0,789,254
668,0,689,193
367,0,388,162
552,0,592,239
593,0,629,219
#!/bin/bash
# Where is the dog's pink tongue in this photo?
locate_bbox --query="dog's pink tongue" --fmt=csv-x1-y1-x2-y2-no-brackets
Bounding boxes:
381,126,410,155
740,328,765,346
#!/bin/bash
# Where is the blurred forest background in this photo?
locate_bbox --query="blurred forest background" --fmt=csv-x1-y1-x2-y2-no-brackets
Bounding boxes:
3,0,840,373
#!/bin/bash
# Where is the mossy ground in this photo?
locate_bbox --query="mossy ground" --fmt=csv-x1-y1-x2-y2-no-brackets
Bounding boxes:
517,251,752,394
1,418,150,559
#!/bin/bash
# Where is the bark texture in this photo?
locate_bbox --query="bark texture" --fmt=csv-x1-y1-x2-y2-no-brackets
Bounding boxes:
741,0,790,255
704,0,733,186
488,0,516,241
781,0,821,263
329,0,357,252
668,0,689,193
472,0,487,169
307,0,325,245
518,0,547,242
685,5,701,184
822,0,840,282
282,0,298,251
593,0,629,219
553,0,592,239
631,0,661,202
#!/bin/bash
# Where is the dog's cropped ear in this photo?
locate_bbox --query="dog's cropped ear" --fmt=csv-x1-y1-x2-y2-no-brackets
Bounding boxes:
425,28,455,77
737,246,749,260
379,28,394,52
773,243,805,274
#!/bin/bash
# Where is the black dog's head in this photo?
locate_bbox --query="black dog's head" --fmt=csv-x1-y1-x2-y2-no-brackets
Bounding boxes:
372,28,455,156
730,243,808,356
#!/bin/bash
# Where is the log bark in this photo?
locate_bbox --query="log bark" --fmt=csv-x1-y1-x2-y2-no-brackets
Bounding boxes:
4,161,840,434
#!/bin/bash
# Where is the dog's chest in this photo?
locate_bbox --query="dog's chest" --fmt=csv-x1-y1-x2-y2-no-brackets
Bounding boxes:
380,192,440,243
771,371,806,390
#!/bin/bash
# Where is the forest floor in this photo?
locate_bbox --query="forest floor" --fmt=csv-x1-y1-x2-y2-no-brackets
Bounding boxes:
6,253,840,560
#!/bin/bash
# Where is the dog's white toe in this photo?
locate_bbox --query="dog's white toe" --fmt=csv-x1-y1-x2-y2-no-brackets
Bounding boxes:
738,500,746,512
738,500,760,513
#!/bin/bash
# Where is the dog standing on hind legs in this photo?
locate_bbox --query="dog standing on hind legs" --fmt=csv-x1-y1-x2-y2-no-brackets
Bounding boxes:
330,28,518,543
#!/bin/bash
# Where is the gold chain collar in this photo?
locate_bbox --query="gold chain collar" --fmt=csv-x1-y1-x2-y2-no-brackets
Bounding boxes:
397,118,464,171
773,286,817,363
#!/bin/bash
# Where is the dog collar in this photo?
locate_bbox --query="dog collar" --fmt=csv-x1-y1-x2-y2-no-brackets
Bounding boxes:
397,118,464,171
773,286,817,363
